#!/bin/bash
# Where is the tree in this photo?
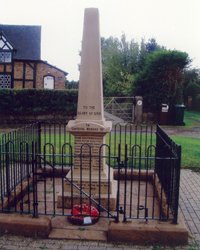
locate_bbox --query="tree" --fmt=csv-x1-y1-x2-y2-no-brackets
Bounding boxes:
183,68,200,105
146,38,164,53
101,36,164,96
101,35,139,96
66,80,79,89
137,38,164,70
134,50,191,112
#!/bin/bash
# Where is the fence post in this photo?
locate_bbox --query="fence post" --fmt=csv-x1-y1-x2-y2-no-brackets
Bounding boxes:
134,96,143,123
155,125,166,175
116,144,121,222
123,144,128,222
32,141,38,218
155,125,161,173
5,143,10,197
37,122,42,168
173,145,181,224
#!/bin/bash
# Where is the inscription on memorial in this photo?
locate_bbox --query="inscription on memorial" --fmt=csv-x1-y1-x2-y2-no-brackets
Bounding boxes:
77,105,101,116
71,127,86,131
71,122,105,132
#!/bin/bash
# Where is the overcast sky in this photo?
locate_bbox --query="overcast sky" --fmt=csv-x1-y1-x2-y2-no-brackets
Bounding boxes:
1,0,200,80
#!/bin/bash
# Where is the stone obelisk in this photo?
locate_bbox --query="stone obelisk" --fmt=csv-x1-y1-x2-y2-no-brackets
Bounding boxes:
57,8,116,210
67,8,111,132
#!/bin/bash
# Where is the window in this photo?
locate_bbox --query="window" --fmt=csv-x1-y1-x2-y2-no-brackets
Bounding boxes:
0,74,11,88
0,34,13,63
0,35,13,50
44,75,54,89
0,51,12,63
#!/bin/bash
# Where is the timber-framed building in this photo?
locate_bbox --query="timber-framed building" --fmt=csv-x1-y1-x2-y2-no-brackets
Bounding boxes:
0,24,67,89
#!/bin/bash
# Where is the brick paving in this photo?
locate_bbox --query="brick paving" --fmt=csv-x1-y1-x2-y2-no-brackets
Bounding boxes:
179,169,200,248
0,169,200,249
0,234,196,250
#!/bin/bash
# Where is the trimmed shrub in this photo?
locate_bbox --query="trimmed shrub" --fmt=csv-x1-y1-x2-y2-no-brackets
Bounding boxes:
0,89,78,115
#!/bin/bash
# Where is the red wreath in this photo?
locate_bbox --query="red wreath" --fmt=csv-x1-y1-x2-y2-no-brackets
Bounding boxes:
68,204,100,225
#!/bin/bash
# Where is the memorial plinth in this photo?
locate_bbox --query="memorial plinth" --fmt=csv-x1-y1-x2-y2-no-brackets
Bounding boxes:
57,8,116,210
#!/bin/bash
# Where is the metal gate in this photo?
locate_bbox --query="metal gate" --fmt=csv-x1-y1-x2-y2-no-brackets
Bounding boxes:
104,96,143,122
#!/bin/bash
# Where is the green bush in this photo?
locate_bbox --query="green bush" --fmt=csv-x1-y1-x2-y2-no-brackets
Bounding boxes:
0,89,78,115
134,50,190,112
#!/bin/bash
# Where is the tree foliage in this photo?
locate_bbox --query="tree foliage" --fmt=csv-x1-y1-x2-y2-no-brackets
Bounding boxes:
101,34,199,112
66,80,79,89
102,34,139,96
138,38,164,70
101,35,165,96
134,50,191,112
183,68,200,109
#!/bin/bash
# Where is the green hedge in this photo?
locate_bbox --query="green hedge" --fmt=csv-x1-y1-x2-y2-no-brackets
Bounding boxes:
0,89,78,115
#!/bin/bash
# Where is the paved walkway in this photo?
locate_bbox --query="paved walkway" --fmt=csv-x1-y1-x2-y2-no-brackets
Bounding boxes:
0,234,196,250
179,169,200,248
0,169,200,250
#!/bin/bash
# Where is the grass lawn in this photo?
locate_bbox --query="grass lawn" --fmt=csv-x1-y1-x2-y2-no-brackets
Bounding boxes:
171,135,200,169
173,110,200,169
0,110,199,170
39,129,199,169
184,110,200,128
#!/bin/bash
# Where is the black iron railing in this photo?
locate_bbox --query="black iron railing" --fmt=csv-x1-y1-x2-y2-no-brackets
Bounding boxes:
0,123,39,198
155,125,181,223
0,122,181,224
